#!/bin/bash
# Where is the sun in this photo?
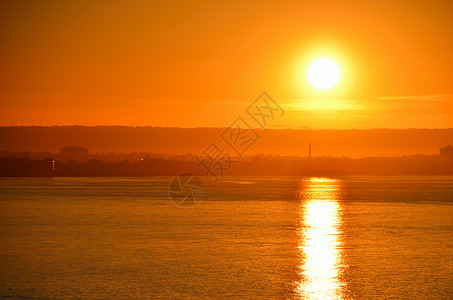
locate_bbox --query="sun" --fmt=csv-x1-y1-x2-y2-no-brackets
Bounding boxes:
307,58,341,90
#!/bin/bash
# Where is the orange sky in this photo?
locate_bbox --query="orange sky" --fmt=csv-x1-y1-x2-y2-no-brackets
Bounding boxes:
1,0,452,129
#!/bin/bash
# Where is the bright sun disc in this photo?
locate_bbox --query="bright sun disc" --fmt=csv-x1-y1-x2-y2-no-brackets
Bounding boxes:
307,58,341,90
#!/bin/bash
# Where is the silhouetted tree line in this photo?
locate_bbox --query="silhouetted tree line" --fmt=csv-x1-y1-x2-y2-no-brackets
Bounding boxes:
0,157,54,176
0,155,452,177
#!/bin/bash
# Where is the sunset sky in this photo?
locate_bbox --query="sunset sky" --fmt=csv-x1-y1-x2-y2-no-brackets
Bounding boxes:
1,0,452,129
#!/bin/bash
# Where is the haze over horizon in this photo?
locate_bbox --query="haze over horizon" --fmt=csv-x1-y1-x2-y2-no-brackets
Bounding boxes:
1,126,452,158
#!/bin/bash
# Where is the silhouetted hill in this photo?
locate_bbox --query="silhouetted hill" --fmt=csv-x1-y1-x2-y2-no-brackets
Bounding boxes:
1,126,452,157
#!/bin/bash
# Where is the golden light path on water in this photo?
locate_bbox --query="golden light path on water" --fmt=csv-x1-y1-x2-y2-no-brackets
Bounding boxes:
296,177,344,299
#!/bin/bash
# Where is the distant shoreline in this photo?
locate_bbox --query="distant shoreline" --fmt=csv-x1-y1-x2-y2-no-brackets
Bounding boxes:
1,156,452,177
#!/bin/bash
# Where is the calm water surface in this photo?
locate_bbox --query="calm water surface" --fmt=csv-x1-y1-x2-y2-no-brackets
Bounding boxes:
0,176,452,299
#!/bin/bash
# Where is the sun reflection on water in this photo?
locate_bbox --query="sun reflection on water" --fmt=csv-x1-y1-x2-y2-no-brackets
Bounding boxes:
296,177,344,299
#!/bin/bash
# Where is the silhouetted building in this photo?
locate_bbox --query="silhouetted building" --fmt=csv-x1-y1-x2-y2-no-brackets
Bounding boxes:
440,145,453,161
60,146,89,162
